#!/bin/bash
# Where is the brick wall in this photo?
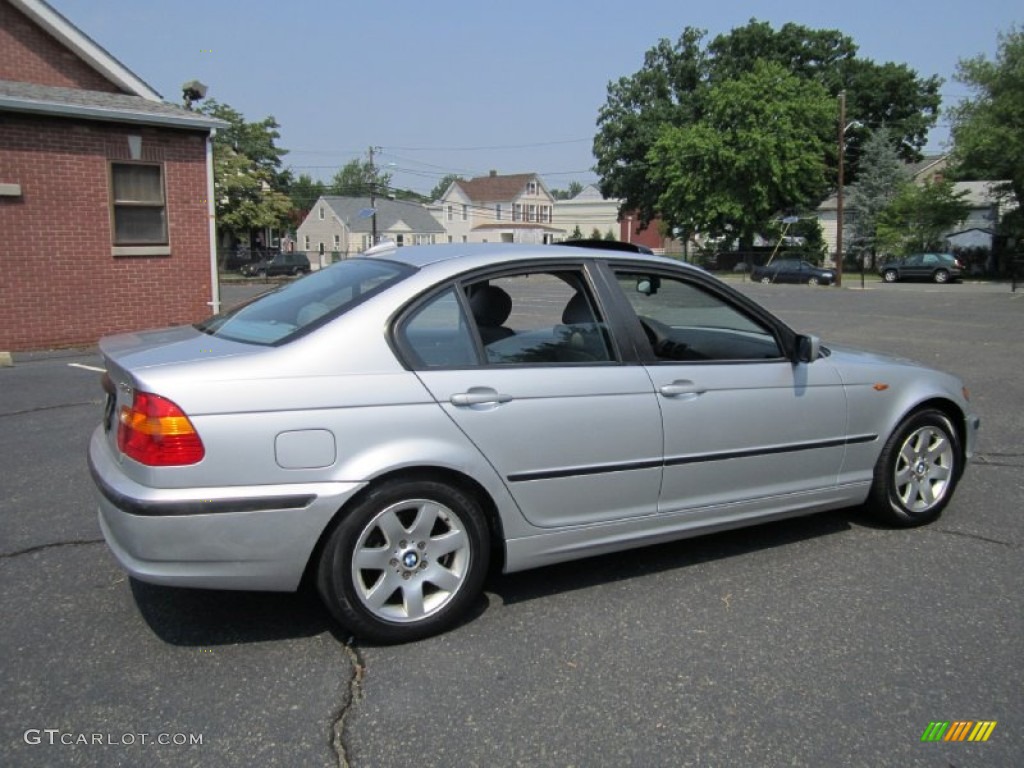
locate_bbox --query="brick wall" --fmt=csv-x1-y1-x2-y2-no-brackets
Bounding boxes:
0,114,214,351
0,1,123,93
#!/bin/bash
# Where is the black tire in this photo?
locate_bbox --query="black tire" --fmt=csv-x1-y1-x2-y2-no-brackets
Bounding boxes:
933,269,949,284
867,409,961,527
883,269,898,283
808,276,820,286
760,275,772,284
317,478,490,643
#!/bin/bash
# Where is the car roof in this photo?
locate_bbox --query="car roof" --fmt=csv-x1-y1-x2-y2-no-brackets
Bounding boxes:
370,242,688,272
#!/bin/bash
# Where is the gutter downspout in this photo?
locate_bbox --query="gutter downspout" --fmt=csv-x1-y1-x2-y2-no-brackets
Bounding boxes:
206,129,220,314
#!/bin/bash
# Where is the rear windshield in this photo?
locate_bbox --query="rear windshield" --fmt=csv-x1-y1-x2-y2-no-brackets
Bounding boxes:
197,259,412,345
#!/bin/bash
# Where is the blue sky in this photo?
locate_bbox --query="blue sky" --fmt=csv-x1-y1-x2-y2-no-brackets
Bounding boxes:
52,0,1020,196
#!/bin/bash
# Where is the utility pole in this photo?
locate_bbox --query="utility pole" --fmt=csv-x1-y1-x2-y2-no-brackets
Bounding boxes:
368,145,378,246
836,91,845,287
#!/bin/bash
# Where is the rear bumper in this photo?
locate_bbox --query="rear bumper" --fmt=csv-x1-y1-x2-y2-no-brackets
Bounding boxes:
89,427,364,591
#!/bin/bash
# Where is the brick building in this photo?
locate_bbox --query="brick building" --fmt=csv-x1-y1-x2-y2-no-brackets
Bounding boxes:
0,0,223,352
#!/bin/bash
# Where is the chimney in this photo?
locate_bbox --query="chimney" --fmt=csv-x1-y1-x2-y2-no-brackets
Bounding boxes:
489,170,497,177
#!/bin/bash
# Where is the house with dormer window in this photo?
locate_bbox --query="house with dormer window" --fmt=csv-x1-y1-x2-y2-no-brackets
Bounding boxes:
437,171,562,244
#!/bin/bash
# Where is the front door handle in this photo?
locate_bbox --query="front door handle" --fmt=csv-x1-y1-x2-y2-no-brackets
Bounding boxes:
658,380,706,398
450,387,513,407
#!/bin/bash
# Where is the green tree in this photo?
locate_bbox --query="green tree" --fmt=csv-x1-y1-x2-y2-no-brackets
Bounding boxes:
289,173,327,213
594,20,941,227
590,227,603,240
329,159,393,197
196,100,292,241
604,228,617,241
429,173,463,201
875,179,971,255
647,61,834,247
551,181,585,200
846,128,909,266
949,27,1024,236
569,225,583,240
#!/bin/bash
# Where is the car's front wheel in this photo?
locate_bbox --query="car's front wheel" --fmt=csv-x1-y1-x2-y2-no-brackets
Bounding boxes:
883,270,898,283
808,276,820,286
933,269,949,284
760,275,772,284
867,409,961,527
317,478,490,643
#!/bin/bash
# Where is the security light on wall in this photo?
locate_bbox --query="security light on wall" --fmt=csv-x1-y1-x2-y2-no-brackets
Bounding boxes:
182,80,208,109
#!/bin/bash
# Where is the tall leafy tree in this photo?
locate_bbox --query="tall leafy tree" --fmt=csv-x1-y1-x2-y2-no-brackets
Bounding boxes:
551,181,585,200
196,100,292,242
594,20,941,228
647,61,834,247
429,173,463,201
846,128,909,266
949,27,1024,235
289,173,327,212
875,179,971,255
329,159,392,197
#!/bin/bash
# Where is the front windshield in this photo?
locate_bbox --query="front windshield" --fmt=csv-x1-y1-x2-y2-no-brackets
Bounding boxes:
197,259,412,345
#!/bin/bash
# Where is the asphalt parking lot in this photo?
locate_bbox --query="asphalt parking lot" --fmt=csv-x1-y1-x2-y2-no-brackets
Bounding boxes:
2,279,1021,767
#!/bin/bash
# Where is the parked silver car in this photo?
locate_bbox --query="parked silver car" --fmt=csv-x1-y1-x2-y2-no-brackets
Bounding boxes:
89,243,979,643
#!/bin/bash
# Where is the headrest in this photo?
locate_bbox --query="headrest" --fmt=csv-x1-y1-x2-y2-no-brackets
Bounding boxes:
468,285,512,326
561,292,593,325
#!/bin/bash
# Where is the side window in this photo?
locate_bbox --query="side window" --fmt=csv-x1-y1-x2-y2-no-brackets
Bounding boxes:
464,271,613,365
615,272,782,361
399,288,478,368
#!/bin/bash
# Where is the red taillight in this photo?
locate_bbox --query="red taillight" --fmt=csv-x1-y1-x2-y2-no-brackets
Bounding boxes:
117,391,205,466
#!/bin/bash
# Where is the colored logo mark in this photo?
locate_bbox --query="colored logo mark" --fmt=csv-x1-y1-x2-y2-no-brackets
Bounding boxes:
921,721,997,742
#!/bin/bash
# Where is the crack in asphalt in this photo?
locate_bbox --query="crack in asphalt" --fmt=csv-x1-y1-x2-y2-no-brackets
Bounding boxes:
934,529,1019,549
0,538,105,560
331,639,366,768
973,451,1024,469
0,400,101,419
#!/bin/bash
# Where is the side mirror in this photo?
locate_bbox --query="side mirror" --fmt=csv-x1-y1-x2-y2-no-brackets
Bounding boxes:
636,276,660,296
796,334,821,363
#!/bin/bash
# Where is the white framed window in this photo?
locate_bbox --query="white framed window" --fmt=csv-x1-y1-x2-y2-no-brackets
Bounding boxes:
110,162,167,246
334,234,341,248
527,181,538,195
304,235,310,250
496,204,502,221
319,206,325,220
462,204,468,221
513,204,522,222
528,204,536,222
447,205,453,221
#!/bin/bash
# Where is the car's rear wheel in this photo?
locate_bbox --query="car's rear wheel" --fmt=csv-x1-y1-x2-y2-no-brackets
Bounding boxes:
317,478,490,643
808,276,820,286
883,270,898,283
867,409,961,527
933,269,949,284
760,276,772,284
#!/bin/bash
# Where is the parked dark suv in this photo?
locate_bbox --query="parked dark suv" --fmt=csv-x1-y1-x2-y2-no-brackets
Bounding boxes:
879,253,963,284
240,252,311,277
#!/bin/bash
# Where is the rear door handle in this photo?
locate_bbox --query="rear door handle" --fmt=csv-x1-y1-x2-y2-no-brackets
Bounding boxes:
658,380,706,398
450,387,513,406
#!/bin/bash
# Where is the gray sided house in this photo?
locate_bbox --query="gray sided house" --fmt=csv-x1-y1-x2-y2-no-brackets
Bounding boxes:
296,196,445,268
